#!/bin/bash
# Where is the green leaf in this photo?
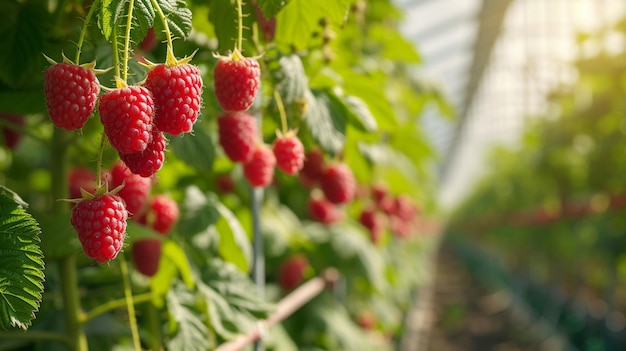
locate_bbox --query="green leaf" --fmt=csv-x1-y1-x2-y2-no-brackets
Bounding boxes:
325,89,378,133
170,127,215,172
257,0,290,18
153,0,193,41
0,1,48,88
166,281,210,351
274,0,351,50
196,258,273,340
98,0,155,48
272,54,309,106
151,241,194,307
208,0,256,53
0,186,44,330
367,23,421,63
211,196,252,273
303,89,347,155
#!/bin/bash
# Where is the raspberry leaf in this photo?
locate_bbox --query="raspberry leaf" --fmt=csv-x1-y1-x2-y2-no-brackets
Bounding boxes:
152,0,193,41
272,54,309,107
165,282,210,351
257,0,290,18
150,241,194,307
212,196,252,273
97,0,155,48
170,127,215,172
208,0,255,52
0,186,44,330
303,89,346,156
274,0,351,50
196,259,274,340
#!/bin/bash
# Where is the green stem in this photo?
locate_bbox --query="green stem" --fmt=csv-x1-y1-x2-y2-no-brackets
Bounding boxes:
236,0,244,52
52,113,88,351
273,89,288,134
95,132,107,191
145,301,162,351
119,255,142,351
111,27,122,86
84,292,153,322
74,0,101,63
0,331,73,346
59,255,89,351
121,0,136,83
150,0,176,66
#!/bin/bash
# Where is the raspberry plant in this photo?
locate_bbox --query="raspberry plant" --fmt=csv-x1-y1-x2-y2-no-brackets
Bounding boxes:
0,0,450,350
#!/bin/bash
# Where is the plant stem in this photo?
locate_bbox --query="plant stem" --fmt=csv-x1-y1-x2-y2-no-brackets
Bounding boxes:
119,254,142,351
51,128,89,351
145,301,162,351
74,0,101,63
111,27,122,86
150,0,175,65
84,292,153,322
122,0,136,83
95,132,107,190
273,90,288,135
236,0,244,52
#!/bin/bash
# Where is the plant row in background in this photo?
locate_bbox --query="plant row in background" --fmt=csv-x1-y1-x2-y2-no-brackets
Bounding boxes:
446,14,626,350
0,0,448,350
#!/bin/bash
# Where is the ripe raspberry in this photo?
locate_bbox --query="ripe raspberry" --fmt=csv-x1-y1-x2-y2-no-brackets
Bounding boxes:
393,194,419,221
278,255,309,291
131,239,162,277
0,113,24,150
215,173,235,193
273,132,305,175
110,161,151,217
214,51,260,112
135,195,179,235
390,216,412,239
145,63,203,135
243,143,276,188
139,28,158,52
359,208,385,245
218,112,258,162
319,162,356,204
99,86,154,154
371,183,388,205
299,148,325,186
44,62,100,130
308,193,341,224
71,194,128,263
119,130,166,178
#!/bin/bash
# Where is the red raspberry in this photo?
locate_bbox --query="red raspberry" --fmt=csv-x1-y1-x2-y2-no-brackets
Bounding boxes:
131,239,162,277
371,183,388,205
44,62,100,130
307,193,341,224
278,255,309,291
110,161,151,217
319,162,356,204
135,195,179,235
393,195,418,221
253,4,276,42
214,51,260,112
299,148,325,186
356,311,376,330
71,194,128,263
0,113,24,150
215,173,235,193
139,28,158,52
145,63,203,135
218,112,258,162
99,86,154,154
273,132,305,175
389,216,412,239
243,143,276,187
119,130,166,178
359,208,385,245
